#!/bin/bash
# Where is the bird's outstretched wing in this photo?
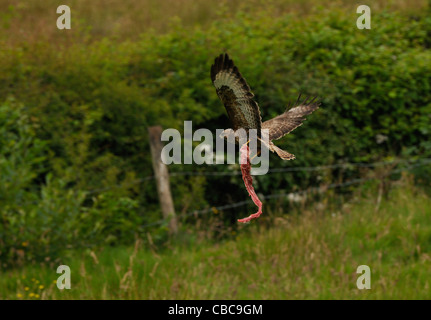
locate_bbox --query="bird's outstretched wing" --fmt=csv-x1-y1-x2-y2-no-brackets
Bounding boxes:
211,53,262,132
262,95,320,141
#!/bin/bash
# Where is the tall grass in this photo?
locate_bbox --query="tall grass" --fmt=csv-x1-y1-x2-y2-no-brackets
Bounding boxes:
0,0,428,46
2,179,430,299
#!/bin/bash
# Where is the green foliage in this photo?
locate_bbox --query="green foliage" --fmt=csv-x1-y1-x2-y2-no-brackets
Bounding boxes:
0,8,430,264
0,100,154,267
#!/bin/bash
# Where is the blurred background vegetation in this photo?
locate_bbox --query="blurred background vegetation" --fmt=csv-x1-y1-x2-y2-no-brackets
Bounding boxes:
0,0,431,298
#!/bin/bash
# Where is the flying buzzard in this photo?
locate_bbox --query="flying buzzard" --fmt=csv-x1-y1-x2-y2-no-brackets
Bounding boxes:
211,53,320,160
210,53,320,223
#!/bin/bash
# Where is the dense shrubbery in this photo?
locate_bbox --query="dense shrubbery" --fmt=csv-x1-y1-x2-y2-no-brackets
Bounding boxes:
1,8,430,265
0,100,148,266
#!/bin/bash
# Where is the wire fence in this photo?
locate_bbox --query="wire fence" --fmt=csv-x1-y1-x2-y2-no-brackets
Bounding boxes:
140,157,431,228
87,157,431,195
8,156,430,231
13,157,431,213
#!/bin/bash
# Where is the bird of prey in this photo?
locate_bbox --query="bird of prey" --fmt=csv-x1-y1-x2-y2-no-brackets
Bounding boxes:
210,53,320,223
211,53,320,160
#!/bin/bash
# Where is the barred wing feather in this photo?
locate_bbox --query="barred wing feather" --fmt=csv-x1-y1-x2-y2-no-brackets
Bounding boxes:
210,53,262,132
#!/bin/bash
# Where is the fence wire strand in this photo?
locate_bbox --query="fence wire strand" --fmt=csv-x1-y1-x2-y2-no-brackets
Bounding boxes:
88,157,431,194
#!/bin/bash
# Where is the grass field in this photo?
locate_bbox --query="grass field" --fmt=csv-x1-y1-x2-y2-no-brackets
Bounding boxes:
0,0,427,46
2,180,430,300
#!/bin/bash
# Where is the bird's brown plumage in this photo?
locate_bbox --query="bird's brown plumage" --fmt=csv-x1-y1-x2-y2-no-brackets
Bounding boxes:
262,94,320,141
211,53,262,133
211,53,320,160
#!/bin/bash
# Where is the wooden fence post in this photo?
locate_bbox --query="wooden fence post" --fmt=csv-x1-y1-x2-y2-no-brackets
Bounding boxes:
148,125,178,235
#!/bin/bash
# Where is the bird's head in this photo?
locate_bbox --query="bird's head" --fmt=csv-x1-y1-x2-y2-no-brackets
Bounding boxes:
219,128,247,145
219,128,235,140
219,128,258,146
